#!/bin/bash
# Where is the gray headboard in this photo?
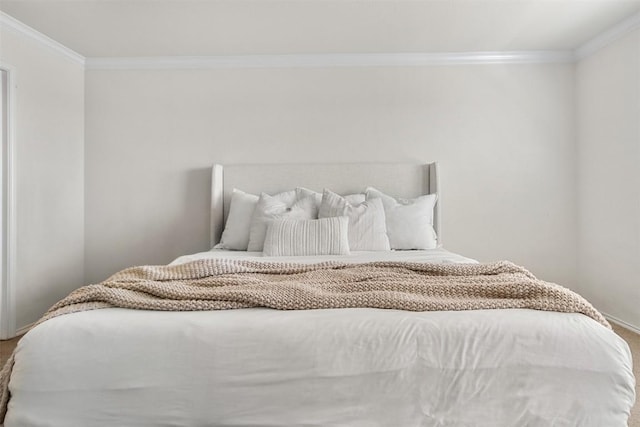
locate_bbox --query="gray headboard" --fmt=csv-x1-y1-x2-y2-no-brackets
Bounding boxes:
210,162,441,247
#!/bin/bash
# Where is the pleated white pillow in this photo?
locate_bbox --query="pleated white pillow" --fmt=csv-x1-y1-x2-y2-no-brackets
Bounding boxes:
263,217,350,256
319,189,390,251
365,187,438,250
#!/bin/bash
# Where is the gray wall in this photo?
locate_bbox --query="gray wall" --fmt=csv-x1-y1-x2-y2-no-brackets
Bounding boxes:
85,64,577,287
2,10,639,334
577,28,640,330
0,28,85,329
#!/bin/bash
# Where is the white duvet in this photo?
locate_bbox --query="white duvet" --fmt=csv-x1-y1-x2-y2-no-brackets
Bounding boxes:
5,250,636,427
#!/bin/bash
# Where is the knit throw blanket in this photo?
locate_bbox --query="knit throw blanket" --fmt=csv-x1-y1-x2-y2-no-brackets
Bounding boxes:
0,259,609,422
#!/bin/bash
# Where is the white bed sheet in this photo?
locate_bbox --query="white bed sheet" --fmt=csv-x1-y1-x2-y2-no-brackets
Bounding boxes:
6,250,636,427
170,247,479,266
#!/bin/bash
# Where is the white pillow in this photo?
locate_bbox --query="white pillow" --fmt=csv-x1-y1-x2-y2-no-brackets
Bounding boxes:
365,187,438,250
296,187,365,210
247,190,318,251
319,189,390,251
263,217,350,256
214,189,259,250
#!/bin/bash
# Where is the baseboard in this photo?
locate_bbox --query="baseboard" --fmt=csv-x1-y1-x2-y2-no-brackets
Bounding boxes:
603,313,640,335
15,322,34,337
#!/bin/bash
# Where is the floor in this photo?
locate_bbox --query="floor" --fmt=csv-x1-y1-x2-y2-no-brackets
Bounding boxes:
0,334,21,365
1,323,638,424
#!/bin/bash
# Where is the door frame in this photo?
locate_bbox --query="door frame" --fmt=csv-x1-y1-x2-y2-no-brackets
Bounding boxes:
0,63,17,339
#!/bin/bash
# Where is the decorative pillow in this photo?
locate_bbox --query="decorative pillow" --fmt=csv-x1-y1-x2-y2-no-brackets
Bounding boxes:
247,190,318,251
365,187,438,250
263,217,350,256
296,187,365,210
214,189,259,250
319,189,390,251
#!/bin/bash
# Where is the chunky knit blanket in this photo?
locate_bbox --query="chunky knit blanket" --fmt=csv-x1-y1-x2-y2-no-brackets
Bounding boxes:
0,259,609,422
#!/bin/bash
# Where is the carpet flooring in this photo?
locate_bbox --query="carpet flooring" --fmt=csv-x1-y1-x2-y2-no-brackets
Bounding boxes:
0,323,638,424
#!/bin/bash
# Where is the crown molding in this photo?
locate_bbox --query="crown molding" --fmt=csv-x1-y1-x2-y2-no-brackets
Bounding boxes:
0,11,85,66
1,9,637,70
86,51,574,70
575,11,640,60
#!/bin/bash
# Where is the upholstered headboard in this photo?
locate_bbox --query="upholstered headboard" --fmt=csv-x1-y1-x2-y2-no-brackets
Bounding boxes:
210,162,441,247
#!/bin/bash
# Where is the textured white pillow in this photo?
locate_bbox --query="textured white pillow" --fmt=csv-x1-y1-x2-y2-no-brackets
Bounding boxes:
247,190,318,252
296,188,365,211
214,189,259,250
319,189,390,251
263,217,350,256
365,187,438,250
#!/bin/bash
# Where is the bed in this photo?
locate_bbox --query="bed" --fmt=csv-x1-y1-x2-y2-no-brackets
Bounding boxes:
1,162,635,427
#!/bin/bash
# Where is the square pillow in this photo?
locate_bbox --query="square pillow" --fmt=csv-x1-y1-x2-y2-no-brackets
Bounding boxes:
296,187,365,210
263,217,350,256
319,189,390,251
365,187,437,250
247,189,318,251
213,189,259,250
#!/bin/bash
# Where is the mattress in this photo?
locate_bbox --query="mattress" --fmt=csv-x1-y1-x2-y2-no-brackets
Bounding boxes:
170,247,479,265
5,250,636,427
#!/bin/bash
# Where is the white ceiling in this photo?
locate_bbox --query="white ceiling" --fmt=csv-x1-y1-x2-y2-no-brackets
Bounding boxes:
1,0,640,57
